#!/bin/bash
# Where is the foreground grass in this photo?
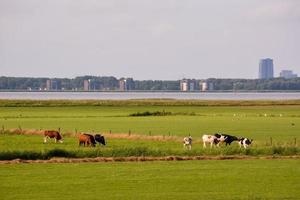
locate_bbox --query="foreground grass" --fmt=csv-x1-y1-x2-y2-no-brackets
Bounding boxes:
1,160,300,200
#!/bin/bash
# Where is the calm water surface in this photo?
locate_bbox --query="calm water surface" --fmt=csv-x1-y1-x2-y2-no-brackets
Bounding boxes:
0,92,299,100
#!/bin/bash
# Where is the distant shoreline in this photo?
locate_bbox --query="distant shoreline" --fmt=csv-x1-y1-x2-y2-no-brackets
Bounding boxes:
1,90,300,93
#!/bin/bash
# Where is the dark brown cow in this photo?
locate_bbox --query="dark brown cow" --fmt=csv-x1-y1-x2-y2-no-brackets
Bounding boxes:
78,133,96,147
44,130,63,143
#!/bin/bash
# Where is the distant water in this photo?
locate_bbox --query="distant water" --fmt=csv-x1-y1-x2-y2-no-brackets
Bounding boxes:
0,92,299,100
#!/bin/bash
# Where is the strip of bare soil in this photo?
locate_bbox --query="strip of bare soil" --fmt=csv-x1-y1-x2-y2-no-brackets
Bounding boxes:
1,155,300,164
4,129,185,142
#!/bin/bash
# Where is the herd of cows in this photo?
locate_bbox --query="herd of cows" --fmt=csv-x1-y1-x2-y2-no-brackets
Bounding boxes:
183,134,253,150
43,130,252,149
43,130,106,147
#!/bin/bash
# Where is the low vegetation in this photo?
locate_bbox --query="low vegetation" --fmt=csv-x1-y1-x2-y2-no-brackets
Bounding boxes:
1,99,300,107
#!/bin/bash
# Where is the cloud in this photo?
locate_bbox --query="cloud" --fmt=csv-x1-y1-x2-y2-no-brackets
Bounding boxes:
249,0,300,22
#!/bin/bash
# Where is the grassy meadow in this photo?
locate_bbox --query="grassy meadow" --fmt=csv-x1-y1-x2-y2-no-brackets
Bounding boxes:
1,160,300,200
0,99,300,159
1,100,300,141
1,100,300,200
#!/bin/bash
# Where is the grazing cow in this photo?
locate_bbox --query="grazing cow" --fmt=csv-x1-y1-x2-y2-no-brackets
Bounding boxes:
183,136,192,150
78,133,96,147
94,134,106,146
202,134,224,148
238,138,253,149
215,133,239,146
44,130,63,143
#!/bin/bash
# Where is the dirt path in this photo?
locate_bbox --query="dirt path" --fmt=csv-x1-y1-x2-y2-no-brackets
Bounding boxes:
1,155,300,164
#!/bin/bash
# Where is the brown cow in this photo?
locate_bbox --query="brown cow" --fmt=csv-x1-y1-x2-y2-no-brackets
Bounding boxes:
78,133,96,147
44,130,63,143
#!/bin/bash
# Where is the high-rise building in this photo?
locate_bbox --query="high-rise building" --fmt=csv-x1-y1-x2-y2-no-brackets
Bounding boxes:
83,80,90,91
46,79,61,90
259,58,274,79
200,81,214,91
180,79,198,91
119,78,135,91
280,70,298,79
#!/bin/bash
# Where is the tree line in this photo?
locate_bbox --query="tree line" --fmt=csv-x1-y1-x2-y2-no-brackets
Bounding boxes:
0,76,300,91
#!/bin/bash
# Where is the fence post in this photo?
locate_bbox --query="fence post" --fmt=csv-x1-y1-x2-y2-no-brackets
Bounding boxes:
129,130,131,136
110,130,112,134
295,138,297,146
270,137,273,146
168,132,170,137
2,125,4,133
149,131,151,136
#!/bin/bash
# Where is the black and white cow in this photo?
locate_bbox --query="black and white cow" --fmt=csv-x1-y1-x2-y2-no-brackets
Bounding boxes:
94,134,106,146
202,134,226,148
183,136,192,150
214,133,239,146
238,138,253,149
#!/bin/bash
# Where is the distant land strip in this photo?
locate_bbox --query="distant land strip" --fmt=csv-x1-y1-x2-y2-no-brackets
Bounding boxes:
1,99,300,107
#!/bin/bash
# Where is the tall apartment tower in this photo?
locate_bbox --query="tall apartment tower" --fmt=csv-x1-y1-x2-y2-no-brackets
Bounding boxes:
259,58,274,79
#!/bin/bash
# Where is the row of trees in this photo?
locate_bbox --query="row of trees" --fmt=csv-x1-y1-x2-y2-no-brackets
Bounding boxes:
209,78,300,90
0,76,300,91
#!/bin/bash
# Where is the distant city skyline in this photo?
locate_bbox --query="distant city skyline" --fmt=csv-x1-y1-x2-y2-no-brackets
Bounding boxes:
1,0,300,80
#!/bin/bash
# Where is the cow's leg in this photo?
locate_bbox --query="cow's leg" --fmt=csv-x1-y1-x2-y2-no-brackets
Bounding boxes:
203,142,206,148
44,136,47,143
239,142,242,148
54,138,57,143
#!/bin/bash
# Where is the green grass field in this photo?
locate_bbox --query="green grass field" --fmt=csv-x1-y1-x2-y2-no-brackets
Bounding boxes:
0,100,300,199
0,100,300,158
1,160,300,200
1,103,300,142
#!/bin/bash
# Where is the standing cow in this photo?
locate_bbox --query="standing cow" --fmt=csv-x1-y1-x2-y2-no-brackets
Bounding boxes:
44,130,63,143
78,133,96,147
214,133,239,146
202,134,226,148
183,136,192,150
94,134,106,146
238,138,253,149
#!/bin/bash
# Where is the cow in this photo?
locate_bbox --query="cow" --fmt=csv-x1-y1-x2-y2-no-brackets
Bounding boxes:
79,133,96,147
214,133,239,146
202,134,226,148
44,130,63,143
183,136,192,150
94,134,106,146
238,138,253,149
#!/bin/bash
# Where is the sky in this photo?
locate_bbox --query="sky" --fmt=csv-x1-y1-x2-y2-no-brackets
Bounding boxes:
0,0,300,80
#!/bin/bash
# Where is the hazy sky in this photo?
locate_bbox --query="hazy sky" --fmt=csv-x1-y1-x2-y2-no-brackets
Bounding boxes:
1,0,300,80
